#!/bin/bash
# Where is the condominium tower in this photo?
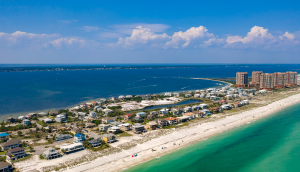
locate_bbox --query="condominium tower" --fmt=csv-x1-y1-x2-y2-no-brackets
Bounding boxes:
260,73,274,89
252,71,263,85
274,72,287,88
286,71,298,85
236,72,248,87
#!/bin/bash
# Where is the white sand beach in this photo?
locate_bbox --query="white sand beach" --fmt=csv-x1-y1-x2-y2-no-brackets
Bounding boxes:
14,92,300,172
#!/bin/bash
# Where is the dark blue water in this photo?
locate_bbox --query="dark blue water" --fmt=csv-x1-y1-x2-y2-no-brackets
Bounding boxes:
132,99,202,112
0,64,299,118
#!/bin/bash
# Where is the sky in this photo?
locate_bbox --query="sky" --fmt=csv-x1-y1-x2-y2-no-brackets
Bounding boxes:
0,0,300,64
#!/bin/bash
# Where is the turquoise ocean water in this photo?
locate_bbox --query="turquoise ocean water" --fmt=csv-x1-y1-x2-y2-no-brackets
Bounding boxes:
126,103,300,172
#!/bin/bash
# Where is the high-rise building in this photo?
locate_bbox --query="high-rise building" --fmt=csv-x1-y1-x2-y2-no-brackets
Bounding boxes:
252,71,263,85
236,72,248,87
286,71,297,85
274,72,287,88
260,73,274,89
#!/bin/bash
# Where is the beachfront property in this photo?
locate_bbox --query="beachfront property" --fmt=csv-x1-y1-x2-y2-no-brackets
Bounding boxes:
102,117,115,124
55,114,66,123
159,108,169,114
49,111,58,116
124,114,133,120
147,114,155,120
252,71,263,85
150,111,157,115
183,106,192,112
118,123,130,131
199,103,208,109
6,147,26,160
0,139,22,151
0,161,13,172
7,117,15,123
173,92,180,97
136,112,147,117
60,143,84,153
126,95,133,99
183,112,196,119
134,117,144,123
145,121,158,130
99,124,110,132
42,118,53,123
0,133,9,142
89,111,98,118
260,73,274,89
185,93,192,97
164,92,172,96
55,134,73,142
27,113,36,118
22,119,30,125
74,133,86,143
102,133,116,143
200,109,211,116
103,108,113,116
132,123,145,134
165,117,178,125
221,104,233,110
88,139,101,147
42,147,62,160
107,126,121,134
236,72,249,87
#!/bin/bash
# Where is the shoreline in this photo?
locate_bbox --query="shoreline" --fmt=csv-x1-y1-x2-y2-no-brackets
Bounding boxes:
15,90,300,172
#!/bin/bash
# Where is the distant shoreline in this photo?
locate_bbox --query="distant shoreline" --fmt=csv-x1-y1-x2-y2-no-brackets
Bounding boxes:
0,78,226,120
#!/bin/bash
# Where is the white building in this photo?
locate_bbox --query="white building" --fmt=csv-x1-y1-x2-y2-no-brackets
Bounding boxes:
60,143,84,153
89,111,98,118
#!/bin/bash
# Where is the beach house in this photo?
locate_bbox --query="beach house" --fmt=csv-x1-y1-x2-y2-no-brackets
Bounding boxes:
107,126,121,134
177,116,190,122
147,114,155,120
118,95,125,100
89,111,98,118
132,123,145,134
42,147,61,160
154,119,168,127
102,117,115,124
124,114,133,121
103,108,113,116
0,139,21,151
164,92,172,96
221,104,233,110
194,94,200,98
7,117,15,123
134,117,144,123
165,117,178,125
55,115,66,123
126,95,132,99
60,143,84,153
55,134,73,142
145,121,158,130
99,124,110,132
49,111,58,116
118,123,130,131
6,147,26,160
160,108,169,114
102,133,116,143
199,103,208,109
74,133,86,143
183,106,192,113
38,112,47,117
0,162,13,172
173,92,180,97
88,139,101,147
183,112,196,119
185,93,192,97
200,109,211,116
192,105,200,111
136,112,147,118
0,133,9,142
22,119,30,126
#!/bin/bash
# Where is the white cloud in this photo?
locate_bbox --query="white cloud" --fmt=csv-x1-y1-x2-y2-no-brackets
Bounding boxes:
50,38,86,49
117,26,170,47
82,26,100,32
0,31,59,46
279,32,295,40
98,23,170,39
226,26,276,46
166,26,214,48
226,26,299,48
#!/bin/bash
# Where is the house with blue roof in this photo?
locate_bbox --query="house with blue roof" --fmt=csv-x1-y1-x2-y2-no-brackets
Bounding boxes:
74,133,86,143
0,133,9,142
136,112,147,118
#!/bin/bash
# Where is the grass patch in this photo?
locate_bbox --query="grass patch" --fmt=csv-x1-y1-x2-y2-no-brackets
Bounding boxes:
163,125,176,129
89,143,109,152
36,120,47,127
40,155,45,159
0,151,7,155
14,154,32,162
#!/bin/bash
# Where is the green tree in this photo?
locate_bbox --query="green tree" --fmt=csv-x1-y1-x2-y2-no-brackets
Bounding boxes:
17,131,22,136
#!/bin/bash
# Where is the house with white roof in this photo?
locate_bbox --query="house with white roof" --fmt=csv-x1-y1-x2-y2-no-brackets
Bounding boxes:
199,103,208,109
160,108,169,114
89,111,98,118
